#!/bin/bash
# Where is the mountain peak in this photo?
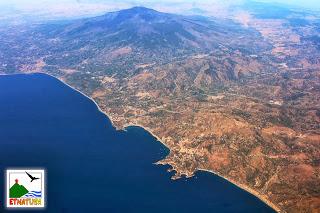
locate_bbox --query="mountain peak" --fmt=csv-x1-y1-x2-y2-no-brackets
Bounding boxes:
113,6,161,16
111,6,165,20
125,6,158,13
95,6,172,27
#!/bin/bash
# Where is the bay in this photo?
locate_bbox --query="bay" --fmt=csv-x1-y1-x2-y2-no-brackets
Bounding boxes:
0,73,275,213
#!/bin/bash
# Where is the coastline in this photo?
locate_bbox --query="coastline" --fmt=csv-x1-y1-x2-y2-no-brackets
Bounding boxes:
1,72,281,213
122,123,281,213
198,169,281,213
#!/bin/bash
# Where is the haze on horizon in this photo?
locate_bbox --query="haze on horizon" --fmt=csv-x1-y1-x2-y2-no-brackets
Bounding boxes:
0,0,319,21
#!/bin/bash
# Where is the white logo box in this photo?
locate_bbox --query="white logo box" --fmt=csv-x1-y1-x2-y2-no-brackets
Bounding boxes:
6,169,46,209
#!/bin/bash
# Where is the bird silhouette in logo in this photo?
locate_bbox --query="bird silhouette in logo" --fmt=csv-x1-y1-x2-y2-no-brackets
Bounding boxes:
25,171,40,182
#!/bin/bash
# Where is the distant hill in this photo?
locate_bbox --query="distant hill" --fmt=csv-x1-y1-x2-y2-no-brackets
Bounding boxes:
42,7,233,50
20,6,268,77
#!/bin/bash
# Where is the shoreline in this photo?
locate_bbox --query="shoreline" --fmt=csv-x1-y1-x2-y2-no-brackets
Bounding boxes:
198,169,281,212
122,123,281,212
1,72,281,213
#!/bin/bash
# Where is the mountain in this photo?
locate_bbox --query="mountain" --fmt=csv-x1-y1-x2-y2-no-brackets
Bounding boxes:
0,6,319,213
42,7,256,50
10,183,29,198
4,6,269,78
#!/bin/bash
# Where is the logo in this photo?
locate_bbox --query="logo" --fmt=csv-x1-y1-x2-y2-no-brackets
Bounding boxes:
6,169,46,208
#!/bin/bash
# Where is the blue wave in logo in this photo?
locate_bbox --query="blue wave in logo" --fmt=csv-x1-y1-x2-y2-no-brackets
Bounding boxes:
22,191,42,198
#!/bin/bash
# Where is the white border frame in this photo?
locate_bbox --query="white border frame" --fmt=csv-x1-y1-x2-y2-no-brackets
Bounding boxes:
5,168,46,210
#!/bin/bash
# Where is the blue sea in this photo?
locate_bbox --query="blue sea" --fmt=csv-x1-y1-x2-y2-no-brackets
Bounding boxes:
0,73,275,212
22,191,42,198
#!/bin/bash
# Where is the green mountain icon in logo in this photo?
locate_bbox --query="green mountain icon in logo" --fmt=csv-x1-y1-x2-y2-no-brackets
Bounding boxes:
9,179,29,198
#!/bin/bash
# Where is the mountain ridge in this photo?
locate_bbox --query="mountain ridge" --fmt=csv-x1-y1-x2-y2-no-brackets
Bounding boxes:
30,6,268,79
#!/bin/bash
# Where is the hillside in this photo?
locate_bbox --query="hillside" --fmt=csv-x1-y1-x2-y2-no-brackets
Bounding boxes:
0,7,270,78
